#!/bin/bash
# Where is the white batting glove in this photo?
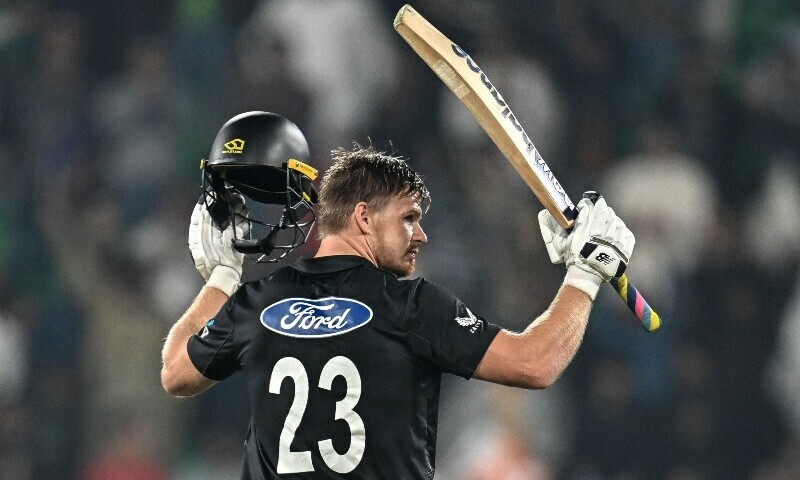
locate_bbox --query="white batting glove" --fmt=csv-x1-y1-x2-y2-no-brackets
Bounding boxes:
188,192,250,297
563,196,635,299
538,209,570,264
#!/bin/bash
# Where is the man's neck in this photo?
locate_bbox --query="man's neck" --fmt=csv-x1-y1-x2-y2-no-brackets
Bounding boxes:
315,234,378,267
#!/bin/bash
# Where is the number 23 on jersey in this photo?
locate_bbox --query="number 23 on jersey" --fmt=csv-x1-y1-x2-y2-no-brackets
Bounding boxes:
269,356,365,474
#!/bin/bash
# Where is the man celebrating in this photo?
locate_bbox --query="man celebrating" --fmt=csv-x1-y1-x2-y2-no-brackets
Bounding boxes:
161,112,634,479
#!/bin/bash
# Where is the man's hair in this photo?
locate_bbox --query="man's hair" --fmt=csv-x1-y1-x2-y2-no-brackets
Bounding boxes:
317,143,430,236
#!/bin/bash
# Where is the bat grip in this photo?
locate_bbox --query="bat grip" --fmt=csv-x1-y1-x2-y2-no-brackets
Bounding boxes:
580,191,661,332
609,275,661,332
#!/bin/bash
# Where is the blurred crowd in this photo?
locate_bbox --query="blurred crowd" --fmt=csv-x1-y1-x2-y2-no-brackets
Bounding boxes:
1,0,799,479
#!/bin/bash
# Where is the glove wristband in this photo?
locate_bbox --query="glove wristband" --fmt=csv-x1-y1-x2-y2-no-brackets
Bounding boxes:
207,266,241,298
564,265,602,300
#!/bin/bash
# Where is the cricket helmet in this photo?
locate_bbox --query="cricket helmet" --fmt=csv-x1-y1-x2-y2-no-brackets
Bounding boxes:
201,111,318,262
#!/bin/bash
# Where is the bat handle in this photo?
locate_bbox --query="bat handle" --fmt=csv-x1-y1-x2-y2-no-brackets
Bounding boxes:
609,274,661,332
579,191,661,332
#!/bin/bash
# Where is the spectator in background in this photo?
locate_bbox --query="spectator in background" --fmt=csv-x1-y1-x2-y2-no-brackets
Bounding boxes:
597,119,718,402
769,273,800,434
740,29,800,478
170,424,243,480
668,38,736,171
465,386,556,480
0,271,32,480
4,10,90,479
744,158,800,270
20,9,92,194
245,0,397,158
35,27,198,473
567,356,646,478
90,34,201,313
127,186,204,319
173,0,231,119
740,23,800,133
0,277,28,405
740,24,800,268
731,22,800,209
171,0,239,174
601,120,717,316
751,434,800,480
231,23,312,131
0,403,32,480
92,35,191,224
685,214,787,478
562,119,719,477
80,415,167,480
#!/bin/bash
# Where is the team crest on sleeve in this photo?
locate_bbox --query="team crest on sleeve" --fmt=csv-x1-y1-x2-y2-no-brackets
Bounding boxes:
261,297,373,338
455,301,483,333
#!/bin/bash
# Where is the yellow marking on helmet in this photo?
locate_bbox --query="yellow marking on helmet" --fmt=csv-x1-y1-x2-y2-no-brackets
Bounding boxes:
222,138,245,154
288,159,318,180
302,192,311,202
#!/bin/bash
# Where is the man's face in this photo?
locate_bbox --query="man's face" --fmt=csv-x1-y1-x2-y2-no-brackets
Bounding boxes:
371,194,428,277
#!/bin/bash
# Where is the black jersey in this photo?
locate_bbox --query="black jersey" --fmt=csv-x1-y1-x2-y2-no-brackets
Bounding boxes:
187,255,500,479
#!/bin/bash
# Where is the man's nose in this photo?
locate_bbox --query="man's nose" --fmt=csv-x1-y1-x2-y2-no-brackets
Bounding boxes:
413,223,428,244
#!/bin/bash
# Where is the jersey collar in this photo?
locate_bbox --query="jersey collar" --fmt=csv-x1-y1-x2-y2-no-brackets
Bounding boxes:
293,255,377,275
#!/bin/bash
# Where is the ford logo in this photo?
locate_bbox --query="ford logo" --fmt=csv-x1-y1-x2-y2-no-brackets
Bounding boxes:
260,297,373,338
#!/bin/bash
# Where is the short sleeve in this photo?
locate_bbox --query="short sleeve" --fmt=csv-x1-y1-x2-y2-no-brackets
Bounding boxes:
405,279,501,379
187,302,240,381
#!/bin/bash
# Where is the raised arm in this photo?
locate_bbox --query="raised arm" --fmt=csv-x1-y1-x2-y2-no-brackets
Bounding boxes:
473,284,592,389
474,195,634,388
161,286,228,396
161,194,249,396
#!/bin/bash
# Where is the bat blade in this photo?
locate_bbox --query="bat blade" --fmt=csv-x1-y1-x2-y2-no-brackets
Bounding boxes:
394,5,575,229
394,4,661,331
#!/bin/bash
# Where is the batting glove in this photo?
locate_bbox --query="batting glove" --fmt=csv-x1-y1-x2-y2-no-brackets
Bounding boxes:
540,195,635,299
563,195,635,299
188,192,250,297
538,209,570,264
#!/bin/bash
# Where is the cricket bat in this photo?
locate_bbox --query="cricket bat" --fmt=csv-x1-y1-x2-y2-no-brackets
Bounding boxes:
394,5,660,332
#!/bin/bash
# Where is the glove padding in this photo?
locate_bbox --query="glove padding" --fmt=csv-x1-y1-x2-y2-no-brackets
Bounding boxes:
538,195,635,299
538,209,570,264
188,193,250,297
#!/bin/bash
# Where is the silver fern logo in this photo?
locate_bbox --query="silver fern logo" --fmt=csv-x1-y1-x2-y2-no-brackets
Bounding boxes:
456,308,477,327
455,302,482,333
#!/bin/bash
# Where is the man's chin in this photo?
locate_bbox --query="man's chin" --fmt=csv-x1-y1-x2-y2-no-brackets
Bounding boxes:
401,263,415,278
384,260,415,278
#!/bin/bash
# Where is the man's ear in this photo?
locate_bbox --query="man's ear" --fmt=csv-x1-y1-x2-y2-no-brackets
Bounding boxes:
353,202,371,235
